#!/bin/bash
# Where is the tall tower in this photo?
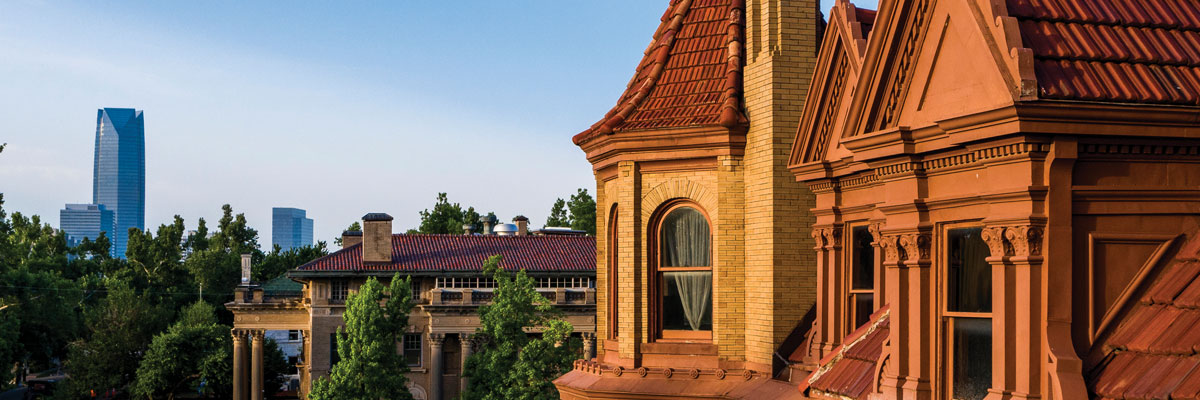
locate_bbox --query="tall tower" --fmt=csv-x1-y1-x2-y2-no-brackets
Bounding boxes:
272,207,314,251
93,108,145,258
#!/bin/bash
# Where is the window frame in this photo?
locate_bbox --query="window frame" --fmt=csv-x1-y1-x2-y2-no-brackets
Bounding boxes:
608,203,620,339
402,333,423,367
845,223,877,333
937,222,994,400
329,280,349,304
649,200,714,342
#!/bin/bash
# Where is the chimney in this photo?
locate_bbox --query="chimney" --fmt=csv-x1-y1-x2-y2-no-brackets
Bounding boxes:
463,224,475,235
513,215,529,236
480,215,498,235
240,253,252,285
362,213,393,264
341,230,363,249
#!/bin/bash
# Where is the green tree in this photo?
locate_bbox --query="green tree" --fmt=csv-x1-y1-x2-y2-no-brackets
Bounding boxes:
545,199,569,227
309,273,415,400
567,188,596,235
463,256,581,400
333,222,362,246
132,301,233,399
255,242,329,282
417,193,486,234
66,280,173,397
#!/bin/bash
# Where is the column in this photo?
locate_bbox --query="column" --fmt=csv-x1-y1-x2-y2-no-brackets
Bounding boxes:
299,330,311,399
429,333,445,400
582,332,596,360
251,330,264,400
459,333,473,395
232,330,248,400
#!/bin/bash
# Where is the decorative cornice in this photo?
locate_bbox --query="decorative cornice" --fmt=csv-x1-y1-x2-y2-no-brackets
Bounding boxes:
879,234,904,264
1079,143,1200,158
898,233,930,263
571,360,751,381
1004,225,1043,257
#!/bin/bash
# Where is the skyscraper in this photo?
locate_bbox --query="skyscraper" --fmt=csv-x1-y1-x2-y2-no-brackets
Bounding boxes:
93,108,145,258
59,203,114,250
272,207,313,251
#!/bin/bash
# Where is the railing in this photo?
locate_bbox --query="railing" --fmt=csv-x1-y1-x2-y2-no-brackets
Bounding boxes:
427,288,594,306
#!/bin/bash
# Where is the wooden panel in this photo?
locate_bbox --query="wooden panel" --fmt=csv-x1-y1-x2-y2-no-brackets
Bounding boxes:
1087,233,1176,340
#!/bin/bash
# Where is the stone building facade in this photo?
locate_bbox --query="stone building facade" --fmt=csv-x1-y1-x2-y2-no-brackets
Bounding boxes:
228,214,596,400
791,0,1200,399
554,0,822,398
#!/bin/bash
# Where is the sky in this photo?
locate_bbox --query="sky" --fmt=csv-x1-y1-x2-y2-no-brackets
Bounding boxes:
0,0,872,246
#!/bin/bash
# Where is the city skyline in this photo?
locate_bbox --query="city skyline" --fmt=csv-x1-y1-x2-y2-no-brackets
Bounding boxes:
92,108,145,257
0,0,865,246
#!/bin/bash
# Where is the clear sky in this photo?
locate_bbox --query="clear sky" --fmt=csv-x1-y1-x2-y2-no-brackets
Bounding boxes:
0,0,873,245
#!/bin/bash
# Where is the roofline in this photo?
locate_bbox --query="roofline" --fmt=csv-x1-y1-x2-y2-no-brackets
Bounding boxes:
289,269,596,279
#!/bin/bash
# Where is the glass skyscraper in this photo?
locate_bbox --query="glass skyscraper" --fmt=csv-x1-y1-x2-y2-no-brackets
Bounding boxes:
59,204,114,250
272,207,314,251
92,108,145,258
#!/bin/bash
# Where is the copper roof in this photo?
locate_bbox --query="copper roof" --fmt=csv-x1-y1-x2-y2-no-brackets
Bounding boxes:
1009,0,1200,105
572,0,747,145
801,305,889,399
294,234,595,273
1090,235,1200,399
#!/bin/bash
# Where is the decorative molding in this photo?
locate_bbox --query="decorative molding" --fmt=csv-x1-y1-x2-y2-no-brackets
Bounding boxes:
812,228,829,250
875,162,925,178
898,233,930,263
823,227,845,249
1079,143,1200,157
868,223,883,243
877,0,931,129
1005,225,1044,257
981,226,1010,258
880,234,904,264
428,333,446,346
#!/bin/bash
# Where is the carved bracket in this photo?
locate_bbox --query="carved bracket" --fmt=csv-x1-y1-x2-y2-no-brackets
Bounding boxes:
980,225,1045,259
898,233,930,263
879,234,904,264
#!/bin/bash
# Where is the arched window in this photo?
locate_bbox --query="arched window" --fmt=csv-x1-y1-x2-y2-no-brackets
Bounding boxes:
608,204,619,338
654,204,712,340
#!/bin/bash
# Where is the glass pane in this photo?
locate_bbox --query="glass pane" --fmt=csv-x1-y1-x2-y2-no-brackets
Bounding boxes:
662,271,712,331
661,207,710,267
948,228,991,313
952,318,992,400
852,226,874,290
854,293,874,328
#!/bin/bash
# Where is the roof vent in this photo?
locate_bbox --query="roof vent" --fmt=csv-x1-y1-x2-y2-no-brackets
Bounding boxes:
494,223,518,236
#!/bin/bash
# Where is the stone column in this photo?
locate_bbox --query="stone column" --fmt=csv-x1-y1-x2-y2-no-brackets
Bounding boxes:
232,330,248,400
459,333,473,395
983,224,1045,400
251,330,264,400
582,332,596,360
429,333,445,400
300,330,311,399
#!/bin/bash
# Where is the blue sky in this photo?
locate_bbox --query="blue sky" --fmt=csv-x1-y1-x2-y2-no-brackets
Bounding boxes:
0,0,872,245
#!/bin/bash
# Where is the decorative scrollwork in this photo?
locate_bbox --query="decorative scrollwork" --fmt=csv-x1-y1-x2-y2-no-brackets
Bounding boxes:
898,233,930,262
880,234,904,263
715,369,727,380
823,226,844,249
637,367,648,377
663,368,674,378
980,227,1009,258
1005,225,1044,257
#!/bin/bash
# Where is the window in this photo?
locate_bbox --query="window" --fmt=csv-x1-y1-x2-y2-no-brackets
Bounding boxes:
288,330,300,341
330,280,348,303
410,280,422,303
655,205,712,340
608,205,619,338
944,227,992,400
849,226,876,329
403,333,422,367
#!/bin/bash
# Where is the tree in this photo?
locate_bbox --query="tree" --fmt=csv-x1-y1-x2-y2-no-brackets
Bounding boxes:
464,256,581,400
545,199,569,227
255,242,329,282
66,280,173,397
132,301,233,399
309,273,415,400
567,188,596,235
333,222,361,246
417,193,487,234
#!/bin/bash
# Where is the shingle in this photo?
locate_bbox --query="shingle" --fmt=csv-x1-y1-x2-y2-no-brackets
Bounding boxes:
295,234,596,273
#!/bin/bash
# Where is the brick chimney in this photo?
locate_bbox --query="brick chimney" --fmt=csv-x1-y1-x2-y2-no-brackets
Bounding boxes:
361,213,393,264
341,230,362,249
513,215,529,236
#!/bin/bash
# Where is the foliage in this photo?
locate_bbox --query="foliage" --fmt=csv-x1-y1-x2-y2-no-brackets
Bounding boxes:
255,242,329,282
66,280,173,397
309,273,415,400
545,199,568,227
132,301,232,399
416,192,487,234
333,222,361,246
567,189,596,235
464,256,581,400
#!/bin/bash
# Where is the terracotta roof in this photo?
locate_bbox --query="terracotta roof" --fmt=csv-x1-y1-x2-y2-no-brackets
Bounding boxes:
294,234,595,273
801,305,889,399
1089,234,1200,399
572,0,747,145
1008,0,1200,105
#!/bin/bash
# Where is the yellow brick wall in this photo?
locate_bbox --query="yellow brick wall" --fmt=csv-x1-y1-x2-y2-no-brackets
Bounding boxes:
742,0,819,367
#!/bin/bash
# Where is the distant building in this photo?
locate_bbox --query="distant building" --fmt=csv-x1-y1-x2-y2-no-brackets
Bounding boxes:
92,108,145,258
272,208,313,251
59,204,113,250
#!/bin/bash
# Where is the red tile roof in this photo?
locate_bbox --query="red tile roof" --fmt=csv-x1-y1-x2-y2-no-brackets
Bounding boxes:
572,0,747,145
294,234,596,273
1090,234,1200,399
1008,0,1200,105
801,305,889,399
